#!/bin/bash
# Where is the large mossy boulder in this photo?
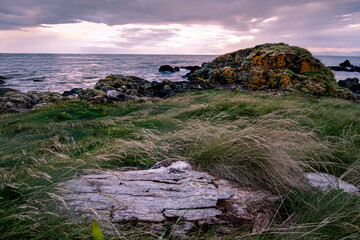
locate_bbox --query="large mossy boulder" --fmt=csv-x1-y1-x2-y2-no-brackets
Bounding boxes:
189,43,353,99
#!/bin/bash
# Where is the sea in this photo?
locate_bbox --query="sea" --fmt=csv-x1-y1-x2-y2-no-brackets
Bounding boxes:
0,54,359,93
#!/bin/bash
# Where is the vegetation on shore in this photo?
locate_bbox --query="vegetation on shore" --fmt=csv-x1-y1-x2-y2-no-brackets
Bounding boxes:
0,89,359,239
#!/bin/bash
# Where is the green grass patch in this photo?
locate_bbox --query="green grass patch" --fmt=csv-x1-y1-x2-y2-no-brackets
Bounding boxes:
1,90,360,239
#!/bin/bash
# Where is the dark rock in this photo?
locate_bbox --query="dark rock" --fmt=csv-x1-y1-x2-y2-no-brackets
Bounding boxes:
62,88,83,96
329,60,360,72
338,78,359,89
159,65,179,72
338,78,360,100
329,66,344,71
181,66,202,79
181,65,201,72
0,88,19,97
329,65,360,72
340,60,352,67
0,80,5,84
0,76,12,80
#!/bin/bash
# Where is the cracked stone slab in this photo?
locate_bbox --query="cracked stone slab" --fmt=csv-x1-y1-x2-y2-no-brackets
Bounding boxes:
305,172,360,195
60,161,234,224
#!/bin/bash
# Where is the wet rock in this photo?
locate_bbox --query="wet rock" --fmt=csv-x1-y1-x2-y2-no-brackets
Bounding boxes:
62,88,83,96
0,80,5,84
340,60,351,67
181,65,201,78
0,76,12,80
159,65,180,72
0,88,19,97
329,60,360,72
338,78,360,100
181,65,201,72
305,172,360,195
59,160,278,236
338,77,360,90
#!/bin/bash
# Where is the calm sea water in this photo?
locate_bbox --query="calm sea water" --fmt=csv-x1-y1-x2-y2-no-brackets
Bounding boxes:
0,54,359,93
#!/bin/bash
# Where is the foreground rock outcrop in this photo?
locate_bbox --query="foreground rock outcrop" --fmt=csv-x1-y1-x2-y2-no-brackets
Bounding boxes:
0,91,76,113
60,160,278,236
58,160,359,237
188,43,353,99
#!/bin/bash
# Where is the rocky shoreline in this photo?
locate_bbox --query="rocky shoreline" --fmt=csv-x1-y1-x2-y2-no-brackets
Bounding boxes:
1,43,358,114
329,60,360,73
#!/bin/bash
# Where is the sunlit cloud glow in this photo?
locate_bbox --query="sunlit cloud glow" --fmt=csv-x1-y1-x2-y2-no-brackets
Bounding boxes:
0,0,359,55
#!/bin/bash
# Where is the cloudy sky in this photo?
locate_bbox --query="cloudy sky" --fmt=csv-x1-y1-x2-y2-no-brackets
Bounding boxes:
0,0,359,55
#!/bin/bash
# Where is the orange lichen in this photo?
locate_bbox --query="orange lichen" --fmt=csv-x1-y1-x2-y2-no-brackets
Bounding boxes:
196,77,205,82
279,75,292,88
300,59,320,73
223,67,232,77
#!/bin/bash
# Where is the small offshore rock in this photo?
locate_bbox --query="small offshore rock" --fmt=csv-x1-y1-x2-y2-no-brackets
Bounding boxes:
159,65,179,72
329,60,360,72
340,60,352,67
0,76,12,80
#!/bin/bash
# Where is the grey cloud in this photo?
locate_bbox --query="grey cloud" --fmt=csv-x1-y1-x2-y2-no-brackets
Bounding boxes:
1,0,360,54
0,0,313,30
114,28,177,47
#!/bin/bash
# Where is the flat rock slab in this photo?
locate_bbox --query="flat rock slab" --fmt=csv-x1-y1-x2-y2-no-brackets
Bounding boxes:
60,161,234,224
305,172,360,195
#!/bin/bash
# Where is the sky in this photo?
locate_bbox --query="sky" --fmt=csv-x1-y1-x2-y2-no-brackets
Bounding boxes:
0,0,359,55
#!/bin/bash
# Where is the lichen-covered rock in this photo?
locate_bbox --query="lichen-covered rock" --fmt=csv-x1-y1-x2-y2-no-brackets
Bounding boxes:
0,91,74,114
90,74,208,100
77,89,106,103
189,43,354,99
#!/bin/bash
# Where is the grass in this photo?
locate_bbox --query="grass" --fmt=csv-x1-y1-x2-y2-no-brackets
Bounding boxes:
0,89,360,239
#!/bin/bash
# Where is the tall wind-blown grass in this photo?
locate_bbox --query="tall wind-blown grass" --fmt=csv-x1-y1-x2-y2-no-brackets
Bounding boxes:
1,90,360,239
166,111,334,193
